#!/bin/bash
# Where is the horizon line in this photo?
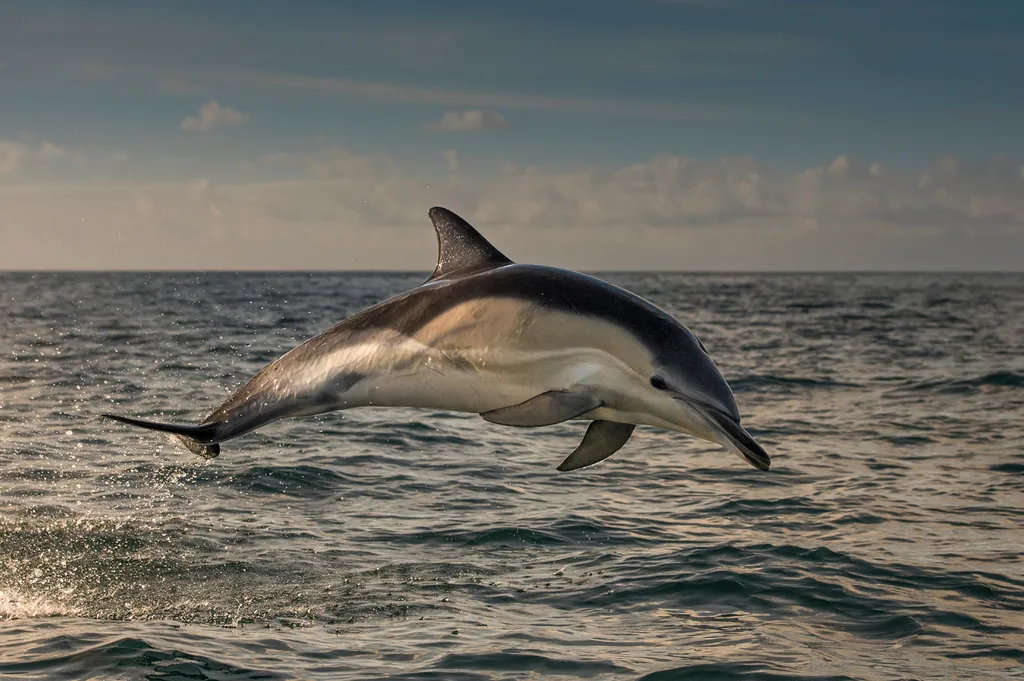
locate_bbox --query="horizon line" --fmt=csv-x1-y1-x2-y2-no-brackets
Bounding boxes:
1,269,1021,276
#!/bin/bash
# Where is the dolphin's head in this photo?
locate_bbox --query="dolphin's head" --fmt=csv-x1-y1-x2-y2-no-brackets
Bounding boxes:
631,324,771,471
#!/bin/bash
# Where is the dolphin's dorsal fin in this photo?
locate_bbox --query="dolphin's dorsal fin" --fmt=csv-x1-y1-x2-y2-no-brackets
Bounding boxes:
427,207,513,282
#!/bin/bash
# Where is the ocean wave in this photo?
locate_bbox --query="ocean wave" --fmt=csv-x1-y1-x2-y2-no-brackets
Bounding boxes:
893,371,1024,395
369,517,661,549
637,663,858,681
729,375,864,393
227,464,363,498
0,636,287,680
436,651,632,677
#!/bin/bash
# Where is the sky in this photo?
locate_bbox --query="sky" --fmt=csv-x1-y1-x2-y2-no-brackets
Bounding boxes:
0,0,1022,271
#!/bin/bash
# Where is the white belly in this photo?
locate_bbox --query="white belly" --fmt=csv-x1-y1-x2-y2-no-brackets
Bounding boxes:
336,340,633,416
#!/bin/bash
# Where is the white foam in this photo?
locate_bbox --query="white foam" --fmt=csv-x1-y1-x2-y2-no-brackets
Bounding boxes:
0,589,77,620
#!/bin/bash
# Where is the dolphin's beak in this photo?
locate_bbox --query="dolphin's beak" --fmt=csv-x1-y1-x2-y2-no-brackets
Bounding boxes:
676,398,771,471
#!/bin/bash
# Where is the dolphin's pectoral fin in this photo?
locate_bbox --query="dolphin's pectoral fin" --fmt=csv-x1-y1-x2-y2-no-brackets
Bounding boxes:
556,421,636,472
480,390,600,427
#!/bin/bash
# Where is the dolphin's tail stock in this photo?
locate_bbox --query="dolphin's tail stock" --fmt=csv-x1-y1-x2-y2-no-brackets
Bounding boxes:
102,413,222,459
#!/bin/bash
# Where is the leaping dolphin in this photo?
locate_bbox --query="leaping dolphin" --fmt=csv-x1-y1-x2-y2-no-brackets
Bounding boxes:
104,207,770,472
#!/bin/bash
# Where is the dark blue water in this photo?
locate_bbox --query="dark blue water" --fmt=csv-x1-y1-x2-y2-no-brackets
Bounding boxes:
1,272,1022,680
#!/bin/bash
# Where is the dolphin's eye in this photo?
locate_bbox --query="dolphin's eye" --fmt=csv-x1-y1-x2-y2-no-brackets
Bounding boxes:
650,376,669,391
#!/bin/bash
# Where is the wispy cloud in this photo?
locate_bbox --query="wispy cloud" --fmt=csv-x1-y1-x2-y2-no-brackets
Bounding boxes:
70,62,740,122
180,100,249,132
655,0,756,9
423,110,507,132
441,149,460,172
0,139,81,175
224,70,737,121
0,141,32,175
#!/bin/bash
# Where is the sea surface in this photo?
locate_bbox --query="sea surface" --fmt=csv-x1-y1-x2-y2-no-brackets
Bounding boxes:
0,272,1022,681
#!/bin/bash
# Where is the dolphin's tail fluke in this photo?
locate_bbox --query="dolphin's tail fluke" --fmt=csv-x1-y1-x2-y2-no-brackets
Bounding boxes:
102,414,222,459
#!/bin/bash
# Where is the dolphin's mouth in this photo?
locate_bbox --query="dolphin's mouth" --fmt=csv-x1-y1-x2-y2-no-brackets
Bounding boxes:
678,399,772,471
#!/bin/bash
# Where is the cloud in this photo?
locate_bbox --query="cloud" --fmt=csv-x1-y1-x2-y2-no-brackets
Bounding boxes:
423,110,507,132
0,151,1021,271
220,71,733,121
67,62,737,122
0,141,30,175
252,147,401,180
0,139,79,175
37,142,67,162
656,0,752,8
441,149,460,172
180,100,249,132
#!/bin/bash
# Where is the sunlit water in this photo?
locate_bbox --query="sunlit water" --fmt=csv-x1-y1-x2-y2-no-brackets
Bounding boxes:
0,272,1022,680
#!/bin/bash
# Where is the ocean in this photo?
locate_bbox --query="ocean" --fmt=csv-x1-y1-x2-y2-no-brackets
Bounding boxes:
0,271,1021,680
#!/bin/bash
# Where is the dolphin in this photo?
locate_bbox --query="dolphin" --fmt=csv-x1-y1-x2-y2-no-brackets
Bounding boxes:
104,207,770,472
